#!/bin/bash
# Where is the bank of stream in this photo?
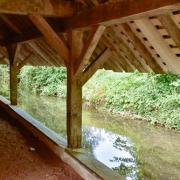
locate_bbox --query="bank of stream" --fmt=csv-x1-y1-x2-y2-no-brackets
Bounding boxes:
17,94,180,180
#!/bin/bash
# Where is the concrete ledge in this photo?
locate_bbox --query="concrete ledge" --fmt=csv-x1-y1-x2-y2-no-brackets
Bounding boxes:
67,149,123,180
0,96,123,180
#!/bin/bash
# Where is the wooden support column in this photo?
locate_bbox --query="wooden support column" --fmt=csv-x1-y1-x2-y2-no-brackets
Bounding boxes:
67,71,82,148
9,62,17,105
67,26,105,148
67,30,83,149
7,44,18,105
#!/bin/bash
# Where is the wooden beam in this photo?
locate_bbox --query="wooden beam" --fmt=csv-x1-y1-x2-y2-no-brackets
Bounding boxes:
2,1,180,46
102,38,132,72
81,48,111,85
106,29,147,72
1,30,42,46
158,14,180,48
29,15,69,66
37,39,65,66
70,30,84,73
120,24,164,73
64,0,180,29
104,31,145,72
0,0,75,17
6,44,18,105
67,30,83,149
16,53,32,71
75,25,105,75
66,74,82,149
0,15,22,34
28,41,59,66
135,18,180,73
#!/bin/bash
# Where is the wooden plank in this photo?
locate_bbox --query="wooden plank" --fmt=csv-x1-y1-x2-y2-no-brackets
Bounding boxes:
0,0,75,17
121,24,164,73
29,15,69,66
135,18,180,73
158,14,180,48
81,48,111,85
75,26,105,75
64,0,180,29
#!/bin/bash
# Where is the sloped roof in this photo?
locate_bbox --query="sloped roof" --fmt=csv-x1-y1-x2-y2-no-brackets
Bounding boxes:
0,0,180,74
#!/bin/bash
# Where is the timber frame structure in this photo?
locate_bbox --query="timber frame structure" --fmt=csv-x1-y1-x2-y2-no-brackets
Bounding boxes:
0,0,180,149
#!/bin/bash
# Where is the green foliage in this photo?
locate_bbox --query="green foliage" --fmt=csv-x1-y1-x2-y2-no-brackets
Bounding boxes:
19,66,67,98
83,70,180,130
0,64,180,130
0,65,9,98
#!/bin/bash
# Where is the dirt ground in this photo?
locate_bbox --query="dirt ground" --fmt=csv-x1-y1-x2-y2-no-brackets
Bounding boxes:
0,110,83,180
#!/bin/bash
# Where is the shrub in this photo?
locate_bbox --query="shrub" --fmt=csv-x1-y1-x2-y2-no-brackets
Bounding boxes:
83,70,180,130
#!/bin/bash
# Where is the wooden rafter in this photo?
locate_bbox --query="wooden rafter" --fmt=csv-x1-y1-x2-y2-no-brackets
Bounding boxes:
75,25,105,75
0,0,75,17
29,15,69,66
102,37,133,72
120,24,164,73
64,0,180,29
108,28,147,72
135,18,180,73
104,30,146,72
159,14,180,48
1,1,180,47
0,15,22,34
27,42,57,66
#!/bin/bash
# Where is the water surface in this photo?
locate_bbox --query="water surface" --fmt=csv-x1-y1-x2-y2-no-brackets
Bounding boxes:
18,94,180,179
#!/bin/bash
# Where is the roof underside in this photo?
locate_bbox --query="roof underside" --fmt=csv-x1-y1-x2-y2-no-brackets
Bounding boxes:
0,0,180,74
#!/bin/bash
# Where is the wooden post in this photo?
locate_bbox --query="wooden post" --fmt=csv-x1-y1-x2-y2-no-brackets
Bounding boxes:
7,44,18,105
67,70,82,148
9,62,18,105
67,30,83,149
66,27,105,148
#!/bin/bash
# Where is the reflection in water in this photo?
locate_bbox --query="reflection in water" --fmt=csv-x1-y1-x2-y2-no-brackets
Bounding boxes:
17,94,180,179
83,127,138,179
19,94,138,178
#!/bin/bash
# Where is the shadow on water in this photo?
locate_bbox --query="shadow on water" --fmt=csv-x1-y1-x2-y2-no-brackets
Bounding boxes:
18,94,180,180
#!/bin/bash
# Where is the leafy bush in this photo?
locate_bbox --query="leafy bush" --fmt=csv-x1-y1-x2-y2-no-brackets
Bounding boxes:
0,65,9,98
83,70,180,130
19,66,67,98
